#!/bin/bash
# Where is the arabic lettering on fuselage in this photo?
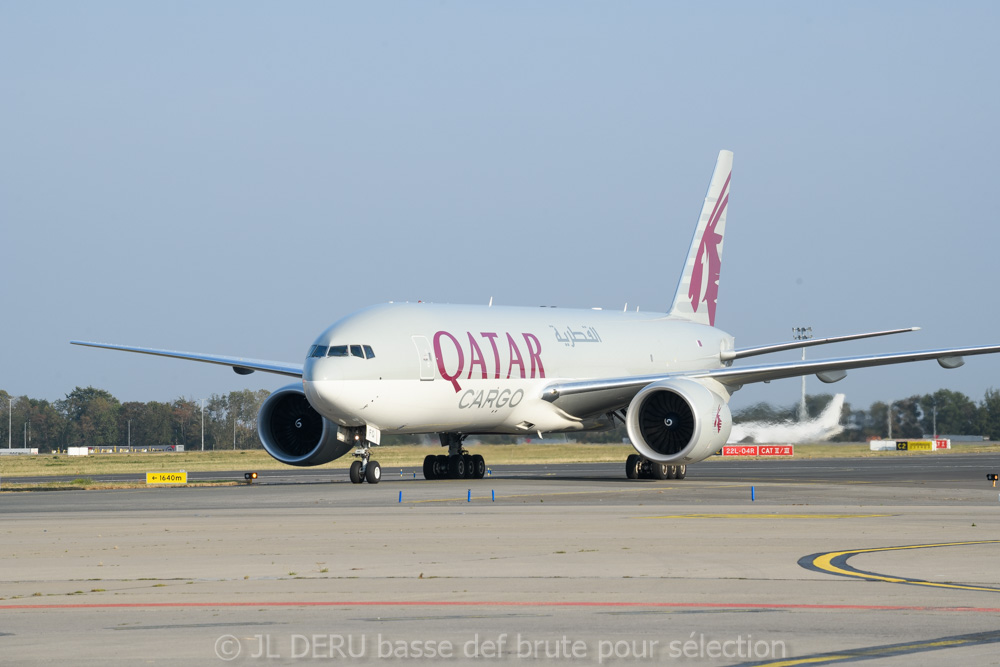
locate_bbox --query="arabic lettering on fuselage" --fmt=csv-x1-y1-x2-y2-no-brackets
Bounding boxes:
433,331,545,393
551,325,602,347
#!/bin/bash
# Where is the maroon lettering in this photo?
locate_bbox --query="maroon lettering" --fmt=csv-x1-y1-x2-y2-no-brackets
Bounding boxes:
506,333,525,379
480,332,501,379
522,332,545,378
433,331,464,392
466,332,488,380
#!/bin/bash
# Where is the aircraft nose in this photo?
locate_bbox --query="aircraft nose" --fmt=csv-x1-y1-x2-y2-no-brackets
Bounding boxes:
301,359,353,421
303,356,337,383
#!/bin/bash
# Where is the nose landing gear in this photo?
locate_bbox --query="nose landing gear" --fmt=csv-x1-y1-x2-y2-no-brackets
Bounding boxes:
346,426,382,484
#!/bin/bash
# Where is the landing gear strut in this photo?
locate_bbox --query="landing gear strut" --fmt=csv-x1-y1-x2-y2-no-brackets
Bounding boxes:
423,433,486,480
625,454,685,480
345,426,381,484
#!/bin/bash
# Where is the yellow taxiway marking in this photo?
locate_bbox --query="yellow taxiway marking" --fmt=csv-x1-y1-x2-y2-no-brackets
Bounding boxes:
806,540,1000,593
403,484,747,504
639,513,890,520
754,633,1000,667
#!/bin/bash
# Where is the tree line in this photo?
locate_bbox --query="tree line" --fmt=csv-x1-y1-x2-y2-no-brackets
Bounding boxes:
2,385,999,452
733,388,1000,441
0,387,270,452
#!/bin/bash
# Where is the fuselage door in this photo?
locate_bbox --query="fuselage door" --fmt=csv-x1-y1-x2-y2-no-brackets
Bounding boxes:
412,336,435,381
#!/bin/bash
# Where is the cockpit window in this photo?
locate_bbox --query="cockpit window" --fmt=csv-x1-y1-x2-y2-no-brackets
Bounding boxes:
323,344,374,359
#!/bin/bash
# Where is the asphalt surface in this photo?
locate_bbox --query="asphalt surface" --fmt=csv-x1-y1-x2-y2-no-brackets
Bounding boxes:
3,454,1000,666
10,452,1000,489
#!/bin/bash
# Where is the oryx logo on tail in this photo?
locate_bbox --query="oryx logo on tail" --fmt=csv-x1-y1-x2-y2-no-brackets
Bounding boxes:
668,150,733,327
688,171,730,326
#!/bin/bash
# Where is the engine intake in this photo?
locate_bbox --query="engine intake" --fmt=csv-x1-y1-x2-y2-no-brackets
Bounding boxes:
258,384,354,466
625,378,731,464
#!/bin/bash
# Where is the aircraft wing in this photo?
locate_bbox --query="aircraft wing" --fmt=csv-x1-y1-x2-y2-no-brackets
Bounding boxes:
542,344,1000,417
70,341,303,378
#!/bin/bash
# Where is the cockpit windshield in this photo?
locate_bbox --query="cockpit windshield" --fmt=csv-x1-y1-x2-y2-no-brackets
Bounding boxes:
322,344,375,359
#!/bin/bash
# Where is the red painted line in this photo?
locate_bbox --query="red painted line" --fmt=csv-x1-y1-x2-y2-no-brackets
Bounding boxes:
2,601,1000,612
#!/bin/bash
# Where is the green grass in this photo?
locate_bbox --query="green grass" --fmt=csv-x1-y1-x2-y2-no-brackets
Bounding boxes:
2,442,998,480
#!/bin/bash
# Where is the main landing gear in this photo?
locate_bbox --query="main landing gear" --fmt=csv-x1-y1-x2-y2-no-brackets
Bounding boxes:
423,433,487,480
346,426,381,485
625,454,686,480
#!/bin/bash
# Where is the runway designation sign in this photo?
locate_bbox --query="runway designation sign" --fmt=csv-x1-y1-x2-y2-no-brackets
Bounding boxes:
721,445,794,457
146,471,188,485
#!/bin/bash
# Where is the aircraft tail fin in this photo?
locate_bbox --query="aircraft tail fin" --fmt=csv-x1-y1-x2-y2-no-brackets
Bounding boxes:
668,150,733,326
819,394,846,426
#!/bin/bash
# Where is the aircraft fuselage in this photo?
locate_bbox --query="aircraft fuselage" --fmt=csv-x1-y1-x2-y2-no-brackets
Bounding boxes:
303,302,734,435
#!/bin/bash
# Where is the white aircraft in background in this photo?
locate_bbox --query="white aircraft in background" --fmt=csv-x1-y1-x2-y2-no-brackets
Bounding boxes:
728,394,846,444
74,151,1000,484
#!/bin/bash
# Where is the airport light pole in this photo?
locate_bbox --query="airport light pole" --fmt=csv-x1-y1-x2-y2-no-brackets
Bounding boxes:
200,398,206,452
932,402,937,439
792,327,813,421
8,397,11,449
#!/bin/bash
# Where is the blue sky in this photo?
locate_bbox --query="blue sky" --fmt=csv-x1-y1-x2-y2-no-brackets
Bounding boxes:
2,2,998,412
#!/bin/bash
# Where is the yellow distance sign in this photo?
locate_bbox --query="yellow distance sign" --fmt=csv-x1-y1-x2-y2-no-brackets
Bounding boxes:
895,441,934,451
146,471,188,485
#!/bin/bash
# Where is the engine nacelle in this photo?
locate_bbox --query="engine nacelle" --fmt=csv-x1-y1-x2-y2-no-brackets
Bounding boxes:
258,384,354,466
625,378,732,464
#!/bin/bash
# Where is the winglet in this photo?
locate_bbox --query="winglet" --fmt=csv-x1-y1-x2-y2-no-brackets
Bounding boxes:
668,150,733,326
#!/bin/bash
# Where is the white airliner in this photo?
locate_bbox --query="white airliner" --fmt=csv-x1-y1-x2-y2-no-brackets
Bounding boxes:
728,394,846,444
73,151,1000,484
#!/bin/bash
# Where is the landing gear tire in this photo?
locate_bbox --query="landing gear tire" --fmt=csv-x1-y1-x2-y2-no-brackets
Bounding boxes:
675,464,687,480
435,455,449,478
365,460,381,484
423,455,437,480
349,460,363,484
651,462,670,480
667,465,678,480
471,454,486,479
463,454,475,478
626,454,640,480
449,455,466,479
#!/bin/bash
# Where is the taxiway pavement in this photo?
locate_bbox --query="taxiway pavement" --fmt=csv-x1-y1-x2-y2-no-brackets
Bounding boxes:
3,455,1000,665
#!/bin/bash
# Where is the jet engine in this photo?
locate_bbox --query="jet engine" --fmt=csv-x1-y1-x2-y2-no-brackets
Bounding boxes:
625,378,732,464
257,384,354,466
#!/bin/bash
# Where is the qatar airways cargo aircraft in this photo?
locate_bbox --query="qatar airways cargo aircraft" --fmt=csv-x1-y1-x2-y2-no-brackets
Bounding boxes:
73,151,1000,484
